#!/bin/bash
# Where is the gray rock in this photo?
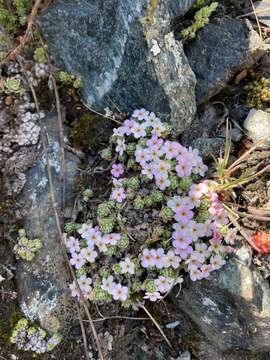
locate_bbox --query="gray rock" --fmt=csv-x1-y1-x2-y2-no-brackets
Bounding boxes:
192,137,225,160
185,18,268,103
174,247,270,352
38,0,197,134
16,113,81,333
243,109,270,148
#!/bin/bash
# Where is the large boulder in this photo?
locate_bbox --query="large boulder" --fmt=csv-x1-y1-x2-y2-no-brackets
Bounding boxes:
185,18,268,104
173,246,270,353
38,0,197,134
15,113,81,333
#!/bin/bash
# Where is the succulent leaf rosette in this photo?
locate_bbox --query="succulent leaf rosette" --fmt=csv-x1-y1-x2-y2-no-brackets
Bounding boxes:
66,109,237,306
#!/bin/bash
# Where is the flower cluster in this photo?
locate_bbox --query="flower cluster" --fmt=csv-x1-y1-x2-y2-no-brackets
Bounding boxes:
66,109,237,305
10,318,61,354
14,228,42,261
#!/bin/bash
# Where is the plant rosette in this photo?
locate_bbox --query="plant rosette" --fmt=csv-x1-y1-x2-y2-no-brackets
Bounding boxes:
66,109,237,307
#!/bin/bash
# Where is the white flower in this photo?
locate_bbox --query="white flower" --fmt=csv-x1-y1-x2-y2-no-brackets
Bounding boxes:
144,291,162,302
119,257,135,275
154,276,173,293
101,276,115,294
150,39,161,56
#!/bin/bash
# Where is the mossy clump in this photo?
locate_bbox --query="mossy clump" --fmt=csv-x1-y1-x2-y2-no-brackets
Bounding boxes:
0,0,32,33
13,228,42,261
33,46,47,64
245,74,270,109
56,70,82,89
70,113,102,150
181,2,218,39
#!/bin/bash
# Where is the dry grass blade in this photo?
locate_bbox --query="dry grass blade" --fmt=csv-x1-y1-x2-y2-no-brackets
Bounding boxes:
138,303,172,348
237,6,270,19
249,0,263,39
17,58,105,360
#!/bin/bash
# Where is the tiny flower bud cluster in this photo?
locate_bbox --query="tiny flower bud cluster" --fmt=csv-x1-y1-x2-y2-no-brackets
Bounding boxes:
10,318,61,354
66,109,237,305
14,228,42,261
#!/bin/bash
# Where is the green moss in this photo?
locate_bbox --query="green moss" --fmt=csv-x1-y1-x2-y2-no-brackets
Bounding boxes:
245,74,270,109
0,0,31,34
141,0,159,26
181,2,218,39
33,46,47,63
70,113,102,150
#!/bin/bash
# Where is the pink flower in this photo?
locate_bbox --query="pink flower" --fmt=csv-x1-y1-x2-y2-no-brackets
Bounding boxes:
115,139,126,155
155,174,170,190
103,233,121,246
153,160,170,176
193,160,208,177
132,123,146,138
141,248,155,268
147,135,163,149
200,264,212,279
172,222,189,233
111,164,124,178
189,267,202,281
210,254,226,270
66,236,80,254
176,156,192,177
144,291,162,302
132,108,149,121
174,206,194,224
113,126,126,137
189,183,208,199
145,112,160,127
81,247,98,263
101,276,115,294
187,221,205,242
151,121,165,137
141,163,155,179
152,248,166,269
70,253,86,269
135,147,150,165
162,141,182,160
69,281,80,298
82,228,101,247
185,253,201,271
119,257,135,274
225,228,237,245
164,250,181,269
112,284,129,302
172,232,192,250
78,275,92,293
148,147,163,161
188,192,201,208
123,119,136,135
175,246,193,259
154,276,174,293
167,196,186,213
111,187,126,203
95,237,108,253
194,243,210,260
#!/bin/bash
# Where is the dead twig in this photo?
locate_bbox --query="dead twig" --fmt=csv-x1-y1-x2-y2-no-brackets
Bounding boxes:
75,301,90,360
